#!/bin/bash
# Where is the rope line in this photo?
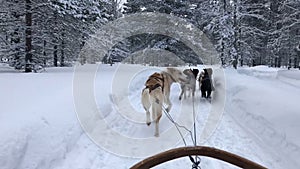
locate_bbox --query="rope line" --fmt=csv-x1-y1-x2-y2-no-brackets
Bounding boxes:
162,94,201,169
162,105,194,146
192,95,201,169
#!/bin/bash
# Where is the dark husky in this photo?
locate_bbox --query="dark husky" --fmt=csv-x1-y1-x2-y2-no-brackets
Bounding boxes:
199,68,213,98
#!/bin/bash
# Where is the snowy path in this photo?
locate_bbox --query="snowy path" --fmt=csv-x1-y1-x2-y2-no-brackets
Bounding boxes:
0,64,299,169
225,68,300,168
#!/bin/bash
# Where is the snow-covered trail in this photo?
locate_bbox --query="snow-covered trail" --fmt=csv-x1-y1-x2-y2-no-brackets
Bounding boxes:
224,67,300,168
0,67,84,169
0,64,299,169
94,64,210,140
60,65,296,169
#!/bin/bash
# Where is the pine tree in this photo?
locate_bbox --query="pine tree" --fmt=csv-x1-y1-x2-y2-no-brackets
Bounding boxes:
48,0,114,65
25,0,33,72
271,0,300,68
0,0,114,70
1,0,26,70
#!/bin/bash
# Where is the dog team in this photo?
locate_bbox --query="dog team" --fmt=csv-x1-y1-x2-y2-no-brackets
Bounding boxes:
141,67,214,137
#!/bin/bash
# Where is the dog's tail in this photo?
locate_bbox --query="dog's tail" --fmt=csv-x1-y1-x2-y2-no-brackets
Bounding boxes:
141,88,151,111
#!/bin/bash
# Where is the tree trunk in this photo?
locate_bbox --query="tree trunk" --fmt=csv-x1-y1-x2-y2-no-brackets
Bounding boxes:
60,32,65,67
53,11,58,67
240,57,243,67
294,58,297,69
25,0,32,72
288,58,292,69
221,40,225,66
11,29,21,69
233,0,239,67
43,40,46,66
54,45,58,67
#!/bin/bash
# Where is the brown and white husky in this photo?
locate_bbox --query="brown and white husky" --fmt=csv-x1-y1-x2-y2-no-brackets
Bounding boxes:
141,68,186,137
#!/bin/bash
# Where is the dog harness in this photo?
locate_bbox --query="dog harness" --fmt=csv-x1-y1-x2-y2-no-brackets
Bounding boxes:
145,73,164,93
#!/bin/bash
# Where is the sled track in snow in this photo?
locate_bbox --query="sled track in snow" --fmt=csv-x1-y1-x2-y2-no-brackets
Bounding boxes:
227,85,300,168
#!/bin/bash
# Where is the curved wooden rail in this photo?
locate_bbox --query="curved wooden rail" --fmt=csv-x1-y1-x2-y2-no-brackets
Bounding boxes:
130,146,267,169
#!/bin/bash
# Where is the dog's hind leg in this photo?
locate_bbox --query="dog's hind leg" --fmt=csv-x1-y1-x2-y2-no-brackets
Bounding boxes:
154,108,162,137
163,87,172,112
207,89,212,98
152,92,163,137
179,84,185,100
201,90,206,98
149,88,163,137
141,88,151,126
164,95,172,112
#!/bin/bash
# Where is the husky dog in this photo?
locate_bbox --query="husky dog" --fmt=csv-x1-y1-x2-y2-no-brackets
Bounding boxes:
199,68,214,98
179,68,199,100
141,68,185,137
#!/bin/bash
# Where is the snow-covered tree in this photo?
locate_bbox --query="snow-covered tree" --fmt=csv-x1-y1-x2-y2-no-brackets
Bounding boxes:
121,0,203,65
268,0,300,68
0,0,114,70
0,0,26,69
1,0,298,70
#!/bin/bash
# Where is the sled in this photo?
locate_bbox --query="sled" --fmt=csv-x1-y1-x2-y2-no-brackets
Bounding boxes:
130,146,267,169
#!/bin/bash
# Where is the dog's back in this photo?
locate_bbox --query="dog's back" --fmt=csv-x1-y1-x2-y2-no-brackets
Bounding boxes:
145,72,164,93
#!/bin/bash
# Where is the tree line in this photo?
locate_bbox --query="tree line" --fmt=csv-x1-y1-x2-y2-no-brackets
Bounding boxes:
0,0,120,72
0,0,299,72
122,0,300,68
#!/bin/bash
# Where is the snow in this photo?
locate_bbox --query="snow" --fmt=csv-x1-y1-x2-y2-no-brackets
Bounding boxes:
0,63,300,169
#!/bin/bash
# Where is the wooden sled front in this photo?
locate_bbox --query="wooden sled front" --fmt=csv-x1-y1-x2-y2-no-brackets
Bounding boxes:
130,146,267,169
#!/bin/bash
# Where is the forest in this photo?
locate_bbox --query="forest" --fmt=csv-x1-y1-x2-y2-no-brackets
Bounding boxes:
0,0,299,72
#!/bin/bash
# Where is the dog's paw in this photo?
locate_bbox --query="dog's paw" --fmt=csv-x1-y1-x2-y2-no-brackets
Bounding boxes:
179,96,182,100
200,97,206,102
154,133,159,137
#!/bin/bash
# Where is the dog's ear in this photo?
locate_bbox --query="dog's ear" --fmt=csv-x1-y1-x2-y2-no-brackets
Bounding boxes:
183,69,189,75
